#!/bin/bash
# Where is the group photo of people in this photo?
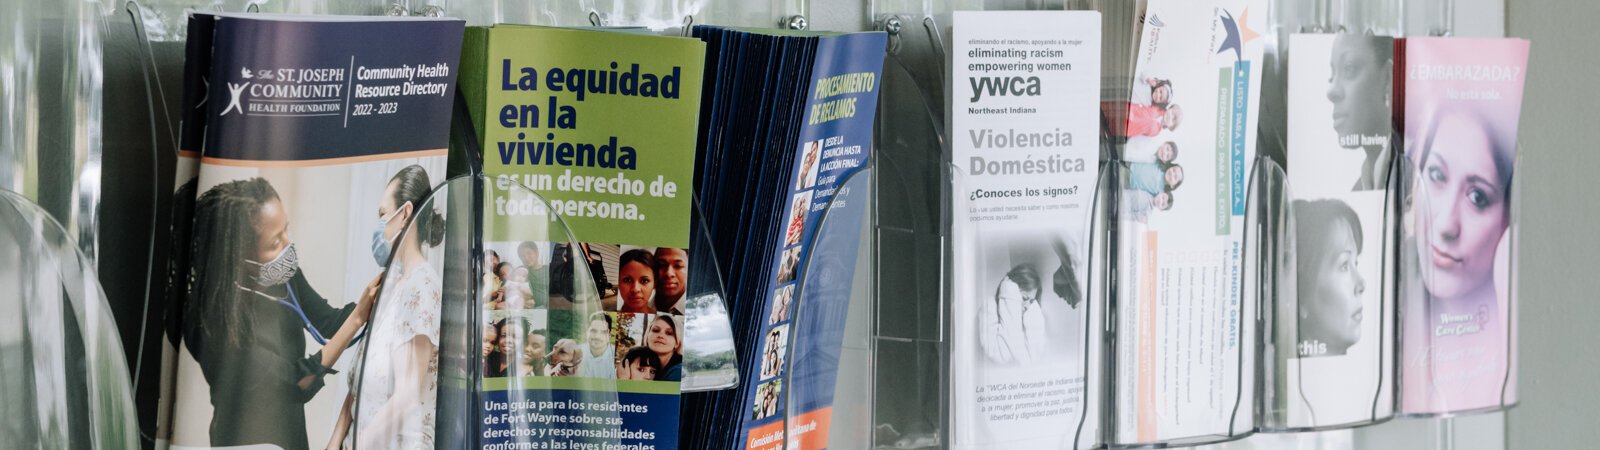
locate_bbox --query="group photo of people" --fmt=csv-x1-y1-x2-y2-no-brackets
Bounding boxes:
1105,74,1185,223
482,309,686,383
751,380,784,420
478,226,695,385
758,324,790,380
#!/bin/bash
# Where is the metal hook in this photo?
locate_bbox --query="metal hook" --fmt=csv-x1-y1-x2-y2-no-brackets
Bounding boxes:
924,16,947,98
923,16,945,63
879,15,903,55
415,4,445,18
245,2,260,13
589,10,605,27
783,15,808,31
682,15,695,38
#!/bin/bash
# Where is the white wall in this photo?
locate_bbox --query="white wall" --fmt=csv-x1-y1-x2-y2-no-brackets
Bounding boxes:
1504,0,1600,447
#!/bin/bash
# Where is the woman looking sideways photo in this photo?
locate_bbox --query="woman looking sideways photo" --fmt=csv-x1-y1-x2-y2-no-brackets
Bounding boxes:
327,165,445,450
1326,34,1395,191
1293,199,1367,357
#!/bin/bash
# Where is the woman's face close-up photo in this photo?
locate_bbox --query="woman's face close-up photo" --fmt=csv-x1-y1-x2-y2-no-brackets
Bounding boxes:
1417,114,1509,300
587,319,610,355
620,260,655,308
252,198,291,265
648,317,679,356
1164,166,1184,188
500,327,520,354
1304,219,1366,350
1152,83,1172,105
1327,35,1390,144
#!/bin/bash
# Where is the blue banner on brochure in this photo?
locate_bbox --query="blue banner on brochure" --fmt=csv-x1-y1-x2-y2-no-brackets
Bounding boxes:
1230,60,1251,216
478,388,678,449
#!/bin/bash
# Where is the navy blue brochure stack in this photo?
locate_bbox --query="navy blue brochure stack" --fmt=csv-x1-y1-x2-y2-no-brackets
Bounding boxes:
681,25,887,450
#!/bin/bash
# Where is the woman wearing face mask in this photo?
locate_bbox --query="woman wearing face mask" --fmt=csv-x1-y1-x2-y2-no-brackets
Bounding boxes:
645,315,684,382
326,164,446,450
1401,108,1515,411
1293,199,1367,358
184,178,381,450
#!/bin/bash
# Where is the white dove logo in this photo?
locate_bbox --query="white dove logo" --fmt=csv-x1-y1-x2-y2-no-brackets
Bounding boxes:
241,67,253,79
221,82,249,116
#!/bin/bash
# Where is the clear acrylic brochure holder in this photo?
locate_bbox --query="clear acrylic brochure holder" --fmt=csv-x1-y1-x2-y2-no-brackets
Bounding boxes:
0,189,141,448
1104,158,1259,449
1257,152,1403,432
355,170,738,448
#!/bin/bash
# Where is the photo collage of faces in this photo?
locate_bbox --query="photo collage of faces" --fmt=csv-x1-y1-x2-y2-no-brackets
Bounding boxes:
1111,74,1185,223
750,139,822,420
480,241,689,383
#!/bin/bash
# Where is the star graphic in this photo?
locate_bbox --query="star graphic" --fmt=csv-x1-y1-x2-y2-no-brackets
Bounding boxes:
1238,7,1261,44
1217,10,1242,60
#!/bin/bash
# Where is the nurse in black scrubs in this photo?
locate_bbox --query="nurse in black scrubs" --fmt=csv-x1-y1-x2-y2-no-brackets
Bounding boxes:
184,178,380,450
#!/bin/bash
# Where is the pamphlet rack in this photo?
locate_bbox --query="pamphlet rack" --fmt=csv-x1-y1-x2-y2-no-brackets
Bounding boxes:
379,172,742,449
0,0,1529,448
0,189,141,448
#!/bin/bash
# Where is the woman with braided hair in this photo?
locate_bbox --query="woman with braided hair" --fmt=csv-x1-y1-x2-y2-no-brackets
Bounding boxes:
183,177,380,450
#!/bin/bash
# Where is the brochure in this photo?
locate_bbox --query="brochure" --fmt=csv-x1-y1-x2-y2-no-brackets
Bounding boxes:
168,13,463,450
949,10,1103,450
1395,37,1527,417
1111,0,1265,444
720,29,886,450
1272,32,1398,430
460,24,707,450
157,12,217,447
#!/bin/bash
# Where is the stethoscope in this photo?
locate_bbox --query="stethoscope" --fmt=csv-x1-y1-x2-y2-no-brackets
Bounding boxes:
240,282,365,345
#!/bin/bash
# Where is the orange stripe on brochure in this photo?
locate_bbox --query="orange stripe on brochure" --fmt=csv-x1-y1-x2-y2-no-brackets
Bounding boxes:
199,148,447,168
744,407,833,450
1137,231,1158,442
